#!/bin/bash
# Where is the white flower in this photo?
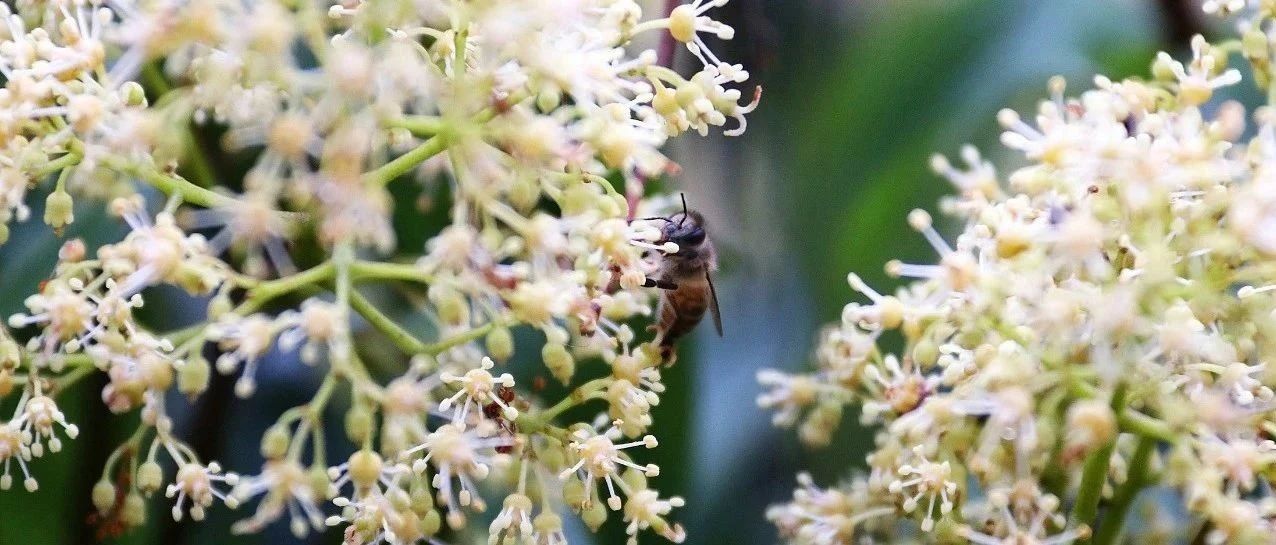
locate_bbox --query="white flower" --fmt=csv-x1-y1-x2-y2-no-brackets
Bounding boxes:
0,422,36,492
401,422,511,528
166,462,240,522
208,314,279,397
559,423,659,511
231,460,326,537
1156,35,1241,105
887,446,956,531
439,357,519,422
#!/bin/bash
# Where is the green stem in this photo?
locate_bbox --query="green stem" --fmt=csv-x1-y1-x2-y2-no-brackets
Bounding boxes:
1118,410,1177,444
35,152,83,180
386,116,446,136
100,424,151,482
362,134,449,187
1091,435,1156,545
351,261,433,284
421,322,496,355
361,91,528,188
516,378,612,434
347,290,429,355
106,157,236,210
237,262,337,314
53,163,74,192
286,374,337,462
1072,383,1127,528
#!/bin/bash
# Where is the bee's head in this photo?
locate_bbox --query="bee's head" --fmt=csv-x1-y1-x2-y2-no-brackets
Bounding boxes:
641,194,710,257
661,210,706,255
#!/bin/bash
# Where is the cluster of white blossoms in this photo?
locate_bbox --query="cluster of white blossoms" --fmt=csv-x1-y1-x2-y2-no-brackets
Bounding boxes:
760,4,1276,545
0,0,756,543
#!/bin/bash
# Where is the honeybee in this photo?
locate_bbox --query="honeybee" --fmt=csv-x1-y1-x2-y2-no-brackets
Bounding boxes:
643,195,723,364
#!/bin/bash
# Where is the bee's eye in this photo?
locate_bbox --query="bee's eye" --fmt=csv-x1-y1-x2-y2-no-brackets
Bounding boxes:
681,228,706,246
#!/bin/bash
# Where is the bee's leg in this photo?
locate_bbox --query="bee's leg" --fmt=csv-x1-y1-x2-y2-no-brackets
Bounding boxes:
660,345,677,366
642,278,678,290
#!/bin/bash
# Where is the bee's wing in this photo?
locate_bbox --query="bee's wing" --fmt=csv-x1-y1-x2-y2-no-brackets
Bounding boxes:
706,270,723,337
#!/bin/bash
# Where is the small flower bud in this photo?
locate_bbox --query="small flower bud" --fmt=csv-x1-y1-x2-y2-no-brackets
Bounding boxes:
912,338,939,366
1066,400,1116,454
1244,29,1270,60
345,404,373,443
486,326,514,362
177,356,210,397
58,239,86,262
92,480,117,514
207,293,233,319
429,286,469,326
1151,54,1177,81
0,338,18,369
421,509,441,536
348,450,383,490
44,190,75,232
582,500,608,530
120,81,148,107
668,5,697,43
563,478,587,508
622,467,648,491
261,425,291,459
309,466,332,499
122,491,147,526
542,343,575,385
536,82,562,112
137,461,164,494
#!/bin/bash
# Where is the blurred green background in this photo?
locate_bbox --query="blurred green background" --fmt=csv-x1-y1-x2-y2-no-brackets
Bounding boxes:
0,0,1206,543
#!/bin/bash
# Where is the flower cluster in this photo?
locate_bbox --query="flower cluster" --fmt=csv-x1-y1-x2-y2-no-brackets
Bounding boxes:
761,4,1276,544
0,0,756,543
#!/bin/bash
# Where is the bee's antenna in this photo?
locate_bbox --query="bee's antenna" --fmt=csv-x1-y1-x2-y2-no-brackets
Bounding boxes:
679,193,688,227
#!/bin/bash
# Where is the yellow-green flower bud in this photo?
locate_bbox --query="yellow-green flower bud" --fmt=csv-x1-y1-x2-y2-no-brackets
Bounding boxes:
420,510,441,536
798,401,842,448
120,81,148,107
1244,29,1270,61
122,491,147,526
536,82,562,112
912,338,938,367
533,512,564,536
1065,400,1116,455
137,461,163,494
429,286,468,326
178,356,210,397
0,338,18,369
563,478,587,508
508,176,541,212
261,424,290,459
486,326,514,362
92,480,117,514
1151,54,1177,82
668,5,697,43
44,190,74,232
348,450,383,490
345,404,373,443
542,342,575,385
410,476,435,513
622,467,648,491
207,292,233,319
309,466,331,499
582,500,608,531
